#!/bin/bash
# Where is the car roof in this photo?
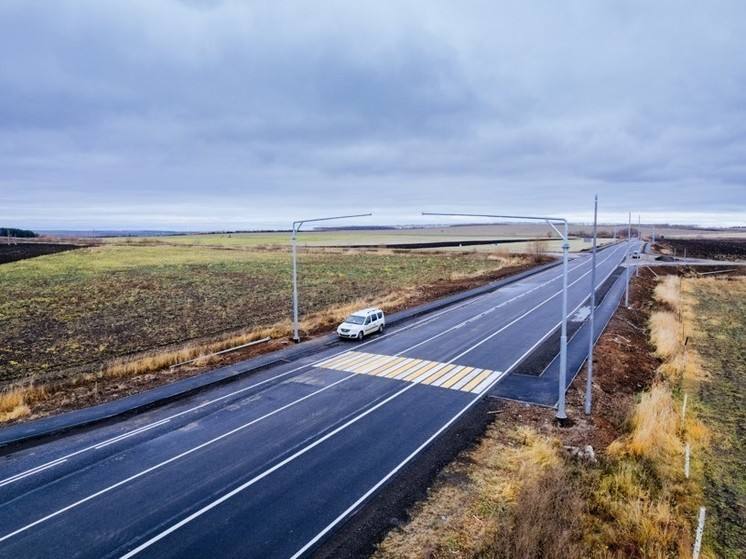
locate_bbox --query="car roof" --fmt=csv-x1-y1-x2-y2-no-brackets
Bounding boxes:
351,307,383,316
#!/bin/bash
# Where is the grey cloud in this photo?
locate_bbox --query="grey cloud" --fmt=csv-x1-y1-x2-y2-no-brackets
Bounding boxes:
1,1,745,229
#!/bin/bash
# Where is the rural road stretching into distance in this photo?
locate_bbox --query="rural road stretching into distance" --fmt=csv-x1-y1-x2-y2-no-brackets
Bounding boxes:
0,240,638,559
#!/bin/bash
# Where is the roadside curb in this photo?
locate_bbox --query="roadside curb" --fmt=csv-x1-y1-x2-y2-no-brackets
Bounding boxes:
0,259,564,450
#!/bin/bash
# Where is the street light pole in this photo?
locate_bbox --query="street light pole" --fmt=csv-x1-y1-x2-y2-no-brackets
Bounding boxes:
636,214,641,277
422,211,571,421
291,212,372,342
585,195,598,415
625,211,631,308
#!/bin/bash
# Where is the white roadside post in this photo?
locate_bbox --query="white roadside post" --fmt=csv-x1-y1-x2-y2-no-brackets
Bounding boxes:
422,211,571,422
693,507,706,559
585,195,598,415
292,213,372,343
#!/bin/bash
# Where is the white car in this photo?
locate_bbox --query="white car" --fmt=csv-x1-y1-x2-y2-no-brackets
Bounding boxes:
337,308,385,340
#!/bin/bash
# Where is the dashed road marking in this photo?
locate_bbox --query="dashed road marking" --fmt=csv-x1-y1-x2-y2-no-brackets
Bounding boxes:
319,351,503,394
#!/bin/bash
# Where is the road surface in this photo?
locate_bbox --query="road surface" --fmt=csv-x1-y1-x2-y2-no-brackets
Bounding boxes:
0,240,638,558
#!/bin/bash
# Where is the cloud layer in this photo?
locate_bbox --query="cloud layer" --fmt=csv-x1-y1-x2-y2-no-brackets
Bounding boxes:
2,0,745,229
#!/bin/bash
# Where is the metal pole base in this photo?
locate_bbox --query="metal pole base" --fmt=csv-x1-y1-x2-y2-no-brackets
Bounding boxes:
292,336,301,344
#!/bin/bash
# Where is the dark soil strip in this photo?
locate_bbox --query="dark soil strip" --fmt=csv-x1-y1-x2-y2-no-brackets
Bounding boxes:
332,238,543,250
0,243,83,264
657,238,746,261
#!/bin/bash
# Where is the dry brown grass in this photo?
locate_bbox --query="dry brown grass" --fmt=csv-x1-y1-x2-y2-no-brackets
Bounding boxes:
374,426,585,559
591,275,720,558
0,389,30,422
608,385,681,465
653,275,682,311
649,311,680,360
0,384,48,422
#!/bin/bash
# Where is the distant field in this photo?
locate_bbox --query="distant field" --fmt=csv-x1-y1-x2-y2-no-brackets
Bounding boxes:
102,224,618,252
660,228,746,240
0,243,528,388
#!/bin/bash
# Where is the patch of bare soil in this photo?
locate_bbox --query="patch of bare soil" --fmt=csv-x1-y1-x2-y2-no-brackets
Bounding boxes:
384,260,551,313
6,260,547,425
0,242,83,264
656,238,746,261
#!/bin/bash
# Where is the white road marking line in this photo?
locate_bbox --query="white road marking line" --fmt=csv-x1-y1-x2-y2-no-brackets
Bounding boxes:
94,419,172,450
0,458,68,488
429,365,466,388
452,368,485,391
118,380,423,559
449,243,624,364
0,373,359,544
289,373,521,558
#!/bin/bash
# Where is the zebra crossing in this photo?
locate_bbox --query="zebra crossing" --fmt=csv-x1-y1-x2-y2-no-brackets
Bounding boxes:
316,351,504,394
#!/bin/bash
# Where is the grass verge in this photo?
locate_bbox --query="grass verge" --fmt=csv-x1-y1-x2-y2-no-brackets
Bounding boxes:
682,276,746,557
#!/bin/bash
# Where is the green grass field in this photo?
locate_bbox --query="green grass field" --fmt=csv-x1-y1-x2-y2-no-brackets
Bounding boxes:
686,277,746,557
0,243,525,388
101,225,616,251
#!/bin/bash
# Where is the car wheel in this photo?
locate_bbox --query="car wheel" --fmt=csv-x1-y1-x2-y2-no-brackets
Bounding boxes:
357,331,364,341
378,324,384,334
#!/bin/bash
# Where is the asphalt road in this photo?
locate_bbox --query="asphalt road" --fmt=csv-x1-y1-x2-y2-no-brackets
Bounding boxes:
0,240,639,559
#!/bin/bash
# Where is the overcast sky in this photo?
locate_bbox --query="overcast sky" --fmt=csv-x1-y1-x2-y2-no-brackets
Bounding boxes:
2,0,744,230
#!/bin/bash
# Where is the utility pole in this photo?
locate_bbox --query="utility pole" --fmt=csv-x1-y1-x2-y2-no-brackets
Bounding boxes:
292,213,372,342
423,211,571,422
636,214,641,277
585,195,598,415
625,212,631,308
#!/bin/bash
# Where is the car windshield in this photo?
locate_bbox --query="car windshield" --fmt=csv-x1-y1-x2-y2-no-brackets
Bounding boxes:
345,315,365,325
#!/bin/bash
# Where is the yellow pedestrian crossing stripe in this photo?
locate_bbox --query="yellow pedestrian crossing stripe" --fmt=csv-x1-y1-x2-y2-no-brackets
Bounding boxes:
317,351,504,394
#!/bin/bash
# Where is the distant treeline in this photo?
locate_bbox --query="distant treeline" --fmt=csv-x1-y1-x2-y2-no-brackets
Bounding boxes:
1,227,38,238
